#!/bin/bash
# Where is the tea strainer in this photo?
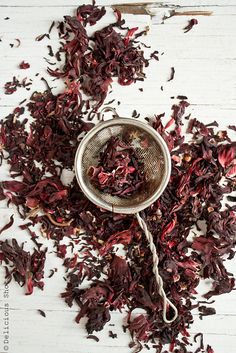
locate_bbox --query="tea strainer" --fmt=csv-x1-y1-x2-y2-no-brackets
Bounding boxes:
74,107,178,323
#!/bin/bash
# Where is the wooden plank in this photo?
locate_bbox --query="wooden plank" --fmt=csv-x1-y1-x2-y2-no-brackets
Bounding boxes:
0,0,236,7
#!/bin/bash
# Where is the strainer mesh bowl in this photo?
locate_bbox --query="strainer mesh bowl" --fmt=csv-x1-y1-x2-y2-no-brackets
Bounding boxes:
75,118,170,213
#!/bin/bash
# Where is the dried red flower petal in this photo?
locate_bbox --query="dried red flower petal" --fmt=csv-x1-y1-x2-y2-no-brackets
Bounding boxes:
167,67,175,81
19,61,30,69
128,314,152,342
4,76,32,94
48,8,149,109
88,136,145,198
76,4,106,26
183,19,198,33
38,309,46,317
206,345,214,353
0,215,14,235
0,239,46,295
218,146,235,168
124,27,138,46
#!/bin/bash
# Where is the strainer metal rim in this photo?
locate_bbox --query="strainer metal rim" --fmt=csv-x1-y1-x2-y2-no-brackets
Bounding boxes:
74,117,171,214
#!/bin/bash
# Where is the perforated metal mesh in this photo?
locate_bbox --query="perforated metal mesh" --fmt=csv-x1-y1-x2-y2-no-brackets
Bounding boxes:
75,119,169,213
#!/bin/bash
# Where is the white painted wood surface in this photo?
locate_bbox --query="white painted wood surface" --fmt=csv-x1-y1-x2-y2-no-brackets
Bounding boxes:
0,1,236,352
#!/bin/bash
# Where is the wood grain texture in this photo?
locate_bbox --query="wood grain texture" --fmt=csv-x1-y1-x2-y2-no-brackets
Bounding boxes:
0,1,236,352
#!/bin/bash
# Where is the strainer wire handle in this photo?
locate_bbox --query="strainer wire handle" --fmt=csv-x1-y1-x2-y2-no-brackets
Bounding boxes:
136,212,178,324
98,106,119,121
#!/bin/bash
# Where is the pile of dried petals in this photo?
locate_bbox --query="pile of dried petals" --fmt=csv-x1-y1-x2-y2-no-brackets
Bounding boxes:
88,136,146,197
48,3,148,110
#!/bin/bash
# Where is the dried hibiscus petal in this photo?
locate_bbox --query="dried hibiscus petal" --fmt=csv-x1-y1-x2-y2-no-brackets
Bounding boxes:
183,19,198,33
0,239,46,295
76,4,106,26
48,8,149,109
0,215,14,235
19,61,30,69
218,146,235,168
128,315,152,342
88,136,146,198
